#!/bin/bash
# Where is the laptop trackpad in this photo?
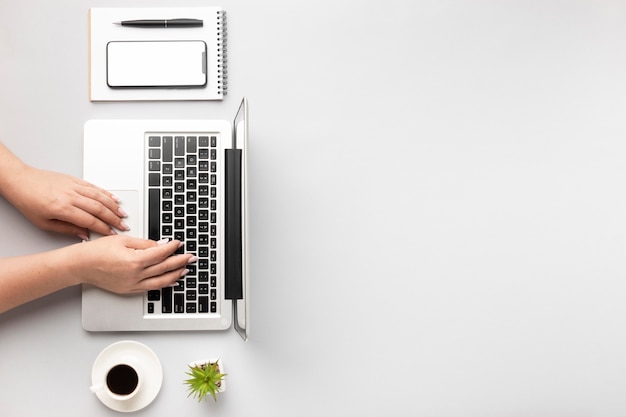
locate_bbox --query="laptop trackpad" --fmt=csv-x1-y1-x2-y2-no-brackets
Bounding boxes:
112,190,141,238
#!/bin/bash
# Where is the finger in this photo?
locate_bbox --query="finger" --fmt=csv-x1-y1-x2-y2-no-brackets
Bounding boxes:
70,194,129,232
124,237,181,252
55,205,117,236
72,178,121,204
76,184,125,218
141,253,195,279
133,267,189,292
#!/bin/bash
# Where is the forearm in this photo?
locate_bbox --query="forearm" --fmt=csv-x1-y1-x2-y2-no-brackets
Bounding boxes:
0,245,82,313
0,142,28,201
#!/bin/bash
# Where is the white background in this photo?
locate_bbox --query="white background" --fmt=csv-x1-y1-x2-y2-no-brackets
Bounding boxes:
1,0,626,416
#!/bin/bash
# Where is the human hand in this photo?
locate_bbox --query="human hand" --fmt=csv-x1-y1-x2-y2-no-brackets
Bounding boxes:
72,236,195,293
4,165,128,239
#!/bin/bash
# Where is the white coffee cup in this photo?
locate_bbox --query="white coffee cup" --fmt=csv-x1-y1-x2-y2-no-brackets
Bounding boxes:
90,363,141,401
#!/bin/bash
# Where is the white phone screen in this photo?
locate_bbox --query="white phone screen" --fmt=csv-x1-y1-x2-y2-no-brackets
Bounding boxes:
106,40,207,88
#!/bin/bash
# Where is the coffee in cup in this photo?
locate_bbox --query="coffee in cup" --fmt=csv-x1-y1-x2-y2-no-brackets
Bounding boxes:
91,363,141,401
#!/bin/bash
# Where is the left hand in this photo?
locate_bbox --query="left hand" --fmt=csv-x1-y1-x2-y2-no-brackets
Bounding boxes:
5,165,128,239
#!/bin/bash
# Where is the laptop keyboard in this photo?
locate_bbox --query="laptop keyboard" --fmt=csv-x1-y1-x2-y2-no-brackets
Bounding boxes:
144,133,220,316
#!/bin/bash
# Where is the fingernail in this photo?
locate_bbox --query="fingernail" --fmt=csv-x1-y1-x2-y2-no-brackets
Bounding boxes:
178,241,184,248
109,228,118,235
180,269,190,277
78,234,89,241
118,207,128,218
187,256,198,264
120,221,130,231
157,238,170,245
111,194,121,203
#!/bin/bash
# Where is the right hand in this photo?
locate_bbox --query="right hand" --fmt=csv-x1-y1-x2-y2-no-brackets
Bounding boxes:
73,235,195,293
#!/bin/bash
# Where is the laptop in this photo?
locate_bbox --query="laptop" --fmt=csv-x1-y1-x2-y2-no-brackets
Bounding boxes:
81,98,248,340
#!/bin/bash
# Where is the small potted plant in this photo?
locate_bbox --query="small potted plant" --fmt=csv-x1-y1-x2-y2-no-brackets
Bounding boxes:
184,359,226,402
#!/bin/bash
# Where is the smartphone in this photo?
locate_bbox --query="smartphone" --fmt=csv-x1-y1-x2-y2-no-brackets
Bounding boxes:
106,40,207,88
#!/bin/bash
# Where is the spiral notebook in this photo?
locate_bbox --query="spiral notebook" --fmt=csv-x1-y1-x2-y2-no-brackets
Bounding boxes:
88,7,227,101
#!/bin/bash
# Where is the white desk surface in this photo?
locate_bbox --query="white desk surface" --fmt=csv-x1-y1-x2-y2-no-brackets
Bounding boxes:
2,0,626,415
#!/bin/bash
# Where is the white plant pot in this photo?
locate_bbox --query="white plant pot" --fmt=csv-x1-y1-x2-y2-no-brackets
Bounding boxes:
187,358,226,394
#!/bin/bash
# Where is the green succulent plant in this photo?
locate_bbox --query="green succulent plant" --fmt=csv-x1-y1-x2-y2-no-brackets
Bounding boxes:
184,360,226,402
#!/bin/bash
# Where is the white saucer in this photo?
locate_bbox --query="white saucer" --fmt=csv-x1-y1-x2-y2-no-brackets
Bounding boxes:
91,341,163,413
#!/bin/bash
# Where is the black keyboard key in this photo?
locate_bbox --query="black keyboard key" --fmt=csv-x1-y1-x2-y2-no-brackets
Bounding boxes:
187,136,197,153
149,136,161,147
149,148,161,159
174,293,185,313
148,189,160,240
163,136,173,162
162,287,173,313
186,303,197,313
175,136,185,156
210,302,217,313
199,136,209,147
147,290,160,301
149,173,160,186
199,296,209,313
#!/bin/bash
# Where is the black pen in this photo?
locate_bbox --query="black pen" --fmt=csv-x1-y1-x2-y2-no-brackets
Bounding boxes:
113,18,203,28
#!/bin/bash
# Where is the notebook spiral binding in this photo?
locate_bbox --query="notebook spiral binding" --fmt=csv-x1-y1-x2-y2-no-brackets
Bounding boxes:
217,10,228,96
